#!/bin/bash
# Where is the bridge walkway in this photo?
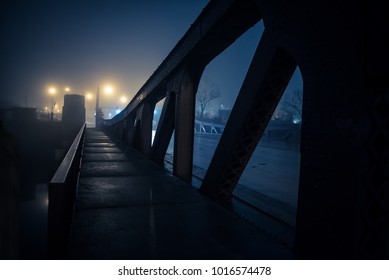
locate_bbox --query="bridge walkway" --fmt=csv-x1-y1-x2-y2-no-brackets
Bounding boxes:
67,128,294,259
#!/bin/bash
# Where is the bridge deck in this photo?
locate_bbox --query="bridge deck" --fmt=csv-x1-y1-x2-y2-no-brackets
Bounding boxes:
67,128,294,259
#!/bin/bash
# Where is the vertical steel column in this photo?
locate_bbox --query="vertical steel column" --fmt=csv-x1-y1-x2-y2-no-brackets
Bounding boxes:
291,1,369,258
200,30,296,200
135,102,155,156
123,114,136,146
173,64,205,183
150,92,176,165
353,4,389,259
354,84,389,259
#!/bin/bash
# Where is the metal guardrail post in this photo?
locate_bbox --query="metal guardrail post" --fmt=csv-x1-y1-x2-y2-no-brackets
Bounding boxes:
48,124,86,259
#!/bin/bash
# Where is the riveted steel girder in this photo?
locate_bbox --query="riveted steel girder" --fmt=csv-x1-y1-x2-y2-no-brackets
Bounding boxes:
173,64,206,183
200,30,296,199
150,92,176,165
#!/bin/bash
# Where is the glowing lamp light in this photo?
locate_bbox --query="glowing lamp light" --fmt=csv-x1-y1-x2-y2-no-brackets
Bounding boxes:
48,87,56,95
86,93,93,100
65,87,70,93
104,85,113,95
120,96,127,103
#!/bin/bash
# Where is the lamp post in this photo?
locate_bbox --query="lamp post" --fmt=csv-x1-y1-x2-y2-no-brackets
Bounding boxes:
48,87,56,121
95,86,100,128
95,85,114,128
83,92,93,126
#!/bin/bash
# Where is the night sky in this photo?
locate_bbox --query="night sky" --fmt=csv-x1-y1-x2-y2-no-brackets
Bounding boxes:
0,0,301,117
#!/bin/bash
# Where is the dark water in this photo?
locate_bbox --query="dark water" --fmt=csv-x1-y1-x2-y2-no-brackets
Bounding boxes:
3,119,78,259
19,184,48,259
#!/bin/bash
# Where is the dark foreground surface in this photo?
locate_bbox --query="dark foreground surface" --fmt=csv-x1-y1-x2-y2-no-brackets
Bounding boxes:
67,128,294,259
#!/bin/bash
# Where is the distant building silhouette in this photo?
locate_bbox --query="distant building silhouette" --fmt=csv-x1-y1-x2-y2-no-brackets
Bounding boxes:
62,94,85,127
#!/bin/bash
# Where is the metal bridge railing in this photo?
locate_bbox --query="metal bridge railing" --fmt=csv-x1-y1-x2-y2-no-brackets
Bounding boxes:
48,123,86,259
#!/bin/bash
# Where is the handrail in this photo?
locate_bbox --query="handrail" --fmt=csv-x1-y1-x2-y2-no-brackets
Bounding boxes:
48,123,86,259
50,124,86,183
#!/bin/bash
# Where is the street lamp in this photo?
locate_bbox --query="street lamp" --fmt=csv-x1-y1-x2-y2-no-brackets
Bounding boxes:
104,85,113,95
95,85,114,127
48,87,56,121
84,92,94,126
95,86,100,128
86,93,93,100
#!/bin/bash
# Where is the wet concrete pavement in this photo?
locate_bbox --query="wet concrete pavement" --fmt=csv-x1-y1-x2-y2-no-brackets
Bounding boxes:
67,128,294,259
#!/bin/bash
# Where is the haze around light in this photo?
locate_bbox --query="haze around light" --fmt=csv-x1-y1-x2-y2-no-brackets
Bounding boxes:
0,0,302,119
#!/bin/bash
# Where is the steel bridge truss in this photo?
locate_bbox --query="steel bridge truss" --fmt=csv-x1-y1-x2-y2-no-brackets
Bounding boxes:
101,0,389,259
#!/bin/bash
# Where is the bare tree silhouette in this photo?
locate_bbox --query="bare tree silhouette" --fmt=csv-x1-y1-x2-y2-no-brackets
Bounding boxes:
196,76,220,120
283,89,303,123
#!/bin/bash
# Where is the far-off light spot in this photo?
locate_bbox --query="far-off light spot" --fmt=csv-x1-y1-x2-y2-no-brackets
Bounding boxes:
120,96,127,103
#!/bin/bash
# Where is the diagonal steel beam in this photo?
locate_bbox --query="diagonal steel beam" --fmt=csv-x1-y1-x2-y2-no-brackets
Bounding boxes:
200,30,296,200
149,92,176,165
